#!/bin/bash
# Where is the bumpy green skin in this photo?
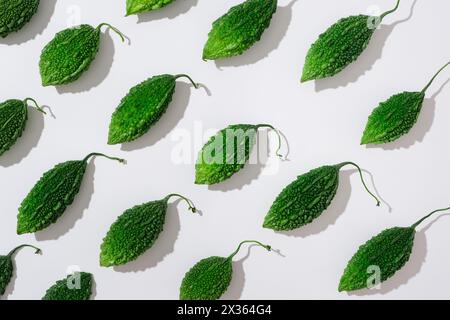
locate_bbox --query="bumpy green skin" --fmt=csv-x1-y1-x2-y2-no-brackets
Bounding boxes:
339,227,415,292
0,100,27,157
43,272,93,300
302,15,376,82
0,0,40,38
180,256,233,300
17,159,88,234
0,255,13,295
108,75,176,145
263,165,340,231
361,92,425,145
195,124,257,185
100,199,168,267
39,25,100,86
203,0,277,60
126,0,175,15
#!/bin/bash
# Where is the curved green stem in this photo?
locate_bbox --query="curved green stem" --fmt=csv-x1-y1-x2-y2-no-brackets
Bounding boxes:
255,124,287,160
23,98,46,115
422,61,450,93
83,152,126,164
380,0,401,21
174,74,199,89
166,194,198,213
228,240,271,260
411,206,450,229
7,244,41,257
97,23,126,42
337,162,381,206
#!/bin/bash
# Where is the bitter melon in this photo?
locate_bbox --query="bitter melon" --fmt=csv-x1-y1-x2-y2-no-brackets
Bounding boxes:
100,194,198,267
263,162,380,231
339,206,450,292
203,0,277,60
42,272,93,300
17,153,125,234
126,0,175,15
39,23,126,86
108,74,199,145
362,61,450,145
0,245,41,296
180,240,271,300
301,0,400,82
0,98,46,157
195,124,284,185
0,0,40,38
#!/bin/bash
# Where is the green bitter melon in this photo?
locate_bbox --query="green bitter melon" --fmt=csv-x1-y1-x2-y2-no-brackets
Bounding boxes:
0,98,46,157
203,0,277,60
39,23,126,86
339,206,450,292
108,74,199,145
195,124,285,185
180,240,271,300
126,0,176,15
301,0,401,82
263,162,380,231
42,272,93,300
100,194,198,267
0,245,41,296
0,0,40,38
361,60,450,145
17,153,125,234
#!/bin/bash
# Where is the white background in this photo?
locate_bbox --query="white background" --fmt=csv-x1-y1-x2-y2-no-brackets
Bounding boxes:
1,0,449,300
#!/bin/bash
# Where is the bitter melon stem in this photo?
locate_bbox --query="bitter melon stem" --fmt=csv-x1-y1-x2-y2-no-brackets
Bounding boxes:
337,162,381,206
166,194,198,213
23,98,46,114
380,0,401,21
83,153,126,164
422,61,450,93
411,206,450,229
7,244,41,257
97,23,127,42
228,240,271,260
174,74,200,89
255,124,287,160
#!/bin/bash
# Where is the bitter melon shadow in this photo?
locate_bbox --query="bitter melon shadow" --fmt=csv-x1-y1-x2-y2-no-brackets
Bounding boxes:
339,206,450,292
100,194,199,267
180,240,272,300
39,23,127,86
0,244,41,296
361,60,450,145
0,98,46,157
17,153,126,234
301,0,401,82
263,162,380,231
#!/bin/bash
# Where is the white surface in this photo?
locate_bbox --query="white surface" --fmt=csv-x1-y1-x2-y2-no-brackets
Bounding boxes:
1,0,449,300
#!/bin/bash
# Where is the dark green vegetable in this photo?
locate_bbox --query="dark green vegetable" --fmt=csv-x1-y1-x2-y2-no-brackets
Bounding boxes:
339,206,450,292
39,23,126,86
17,153,125,234
0,245,41,296
301,0,400,82
100,194,198,267
126,0,176,15
0,98,46,157
43,272,93,300
0,0,40,38
361,61,450,145
180,240,271,300
263,162,380,231
203,0,277,60
108,74,199,145
195,124,284,185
